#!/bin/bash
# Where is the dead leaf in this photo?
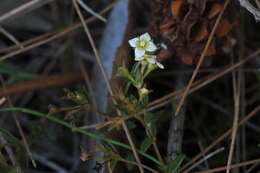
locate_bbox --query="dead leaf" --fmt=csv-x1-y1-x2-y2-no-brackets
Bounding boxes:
216,19,233,37
185,21,197,40
108,116,126,131
171,0,184,18
159,19,175,33
80,147,92,162
181,52,193,65
194,23,208,42
208,3,223,19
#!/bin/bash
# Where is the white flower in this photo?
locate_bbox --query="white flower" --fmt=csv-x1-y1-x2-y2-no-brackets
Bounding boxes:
128,33,157,59
128,33,164,69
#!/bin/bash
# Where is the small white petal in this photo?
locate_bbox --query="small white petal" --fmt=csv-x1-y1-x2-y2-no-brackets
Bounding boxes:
135,48,145,58
160,42,167,49
128,38,139,47
135,56,144,61
156,62,164,69
140,33,151,42
140,88,149,95
146,42,157,52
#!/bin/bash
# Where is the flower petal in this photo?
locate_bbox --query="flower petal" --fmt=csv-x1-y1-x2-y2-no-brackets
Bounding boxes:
156,62,164,69
135,56,144,61
140,33,151,41
140,88,149,95
128,38,139,47
135,48,145,58
146,42,157,52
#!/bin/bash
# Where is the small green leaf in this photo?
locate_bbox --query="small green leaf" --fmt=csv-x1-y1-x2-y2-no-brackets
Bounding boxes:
118,67,134,82
144,113,158,136
140,137,153,152
166,155,185,173
143,63,157,78
130,62,141,76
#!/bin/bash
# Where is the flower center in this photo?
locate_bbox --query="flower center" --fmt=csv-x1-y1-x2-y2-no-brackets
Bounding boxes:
139,40,146,48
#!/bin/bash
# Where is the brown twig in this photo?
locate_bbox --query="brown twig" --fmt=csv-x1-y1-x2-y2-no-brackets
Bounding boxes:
0,71,85,97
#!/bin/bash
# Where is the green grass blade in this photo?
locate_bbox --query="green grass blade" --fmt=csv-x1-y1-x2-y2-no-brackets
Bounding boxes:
0,107,162,166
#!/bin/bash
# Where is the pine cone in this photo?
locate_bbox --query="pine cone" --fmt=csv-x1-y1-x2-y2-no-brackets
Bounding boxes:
150,0,235,65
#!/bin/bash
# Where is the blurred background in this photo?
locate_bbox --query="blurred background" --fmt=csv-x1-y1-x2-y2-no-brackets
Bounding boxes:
1,0,260,173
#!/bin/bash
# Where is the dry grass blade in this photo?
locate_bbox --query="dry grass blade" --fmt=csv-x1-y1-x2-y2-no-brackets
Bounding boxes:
0,76,36,168
0,0,54,23
0,3,114,62
226,62,241,173
174,0,231,116
147,48,260,113
32,153,69,173
180,105,260,172
77,0,107,22
195,158,260,173
184,147,225,173
0,26,23,48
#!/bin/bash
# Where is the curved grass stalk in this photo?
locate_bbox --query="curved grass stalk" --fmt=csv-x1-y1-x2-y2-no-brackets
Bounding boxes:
0,107,162,167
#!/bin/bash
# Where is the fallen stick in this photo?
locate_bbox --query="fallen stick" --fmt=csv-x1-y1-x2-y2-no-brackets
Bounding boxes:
0,71,85,97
